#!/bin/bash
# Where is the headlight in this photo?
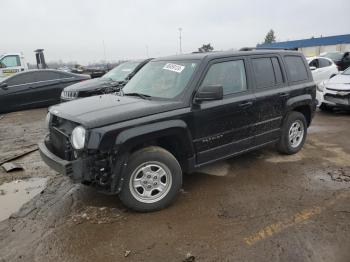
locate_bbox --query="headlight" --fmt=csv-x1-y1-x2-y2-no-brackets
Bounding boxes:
45,112,51,130
317,82,325,92
71,126,86,150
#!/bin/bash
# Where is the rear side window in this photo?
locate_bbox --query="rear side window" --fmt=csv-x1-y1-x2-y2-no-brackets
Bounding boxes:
284,56,308,82
201,60,247,95
252,57,283,88
318,58,331,68
35,71,62,81
252,58,275,88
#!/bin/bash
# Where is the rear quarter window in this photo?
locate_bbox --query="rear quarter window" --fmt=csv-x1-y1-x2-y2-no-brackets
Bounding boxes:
284,56,308,82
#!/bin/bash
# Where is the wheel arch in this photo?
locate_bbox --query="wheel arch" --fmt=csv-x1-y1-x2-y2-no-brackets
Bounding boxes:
286,95,314,126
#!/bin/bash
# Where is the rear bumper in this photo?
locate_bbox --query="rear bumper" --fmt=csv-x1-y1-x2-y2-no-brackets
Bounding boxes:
38,138,85,181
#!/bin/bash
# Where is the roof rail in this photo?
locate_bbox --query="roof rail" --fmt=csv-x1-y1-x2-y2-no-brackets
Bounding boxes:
239,47,256,51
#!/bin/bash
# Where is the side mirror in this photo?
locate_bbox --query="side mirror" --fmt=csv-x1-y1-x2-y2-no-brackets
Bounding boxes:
0,63,5,69
194,85,223,103
0,83,8,90
309,66,317,71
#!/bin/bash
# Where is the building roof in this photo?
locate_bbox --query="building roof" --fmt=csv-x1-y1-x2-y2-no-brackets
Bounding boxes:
257,34,350,49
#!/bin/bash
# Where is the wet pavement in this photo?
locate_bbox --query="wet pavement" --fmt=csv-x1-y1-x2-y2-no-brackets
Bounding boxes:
0,108,350,261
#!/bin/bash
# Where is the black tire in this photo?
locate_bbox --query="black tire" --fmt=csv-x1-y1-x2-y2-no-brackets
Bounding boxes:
319,103,332,111
119,146,182,212
277,111,307,155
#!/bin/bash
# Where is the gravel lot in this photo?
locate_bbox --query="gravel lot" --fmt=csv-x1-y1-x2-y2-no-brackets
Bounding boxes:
0,108,349,262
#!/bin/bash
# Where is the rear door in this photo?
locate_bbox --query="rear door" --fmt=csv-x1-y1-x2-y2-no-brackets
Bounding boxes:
29,71,63,105
192,57,257,165
250,55,289,145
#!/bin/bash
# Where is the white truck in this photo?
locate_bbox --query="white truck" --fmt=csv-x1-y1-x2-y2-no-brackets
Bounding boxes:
0,53,28,79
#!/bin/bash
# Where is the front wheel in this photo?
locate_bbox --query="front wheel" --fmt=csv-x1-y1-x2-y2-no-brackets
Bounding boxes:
277,111,307,155
119,146,182,212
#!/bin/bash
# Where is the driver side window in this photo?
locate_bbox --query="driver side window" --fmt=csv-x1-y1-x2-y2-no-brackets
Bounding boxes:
309,59,319,68
201,60,247,96
0,56,21,68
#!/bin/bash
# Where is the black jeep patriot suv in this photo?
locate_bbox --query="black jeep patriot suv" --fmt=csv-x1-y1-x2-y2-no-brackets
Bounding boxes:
39,50,316,212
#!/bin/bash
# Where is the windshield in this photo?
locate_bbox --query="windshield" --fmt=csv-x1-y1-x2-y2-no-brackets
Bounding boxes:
122,60,198,99
321,52,343,61
342,67,350,75
102,61,141,81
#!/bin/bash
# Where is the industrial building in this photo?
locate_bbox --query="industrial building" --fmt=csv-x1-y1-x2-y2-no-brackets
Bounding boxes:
257,34,350,57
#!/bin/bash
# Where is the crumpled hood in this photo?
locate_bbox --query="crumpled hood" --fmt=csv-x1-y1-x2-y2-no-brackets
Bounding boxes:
325,74,350,90
63,78,119,92
49,94,183,128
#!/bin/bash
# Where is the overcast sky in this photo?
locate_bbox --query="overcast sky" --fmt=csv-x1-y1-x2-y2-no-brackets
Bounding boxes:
1,0,349,64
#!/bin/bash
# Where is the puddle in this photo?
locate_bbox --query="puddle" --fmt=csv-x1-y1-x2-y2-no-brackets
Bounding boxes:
0,178,48,222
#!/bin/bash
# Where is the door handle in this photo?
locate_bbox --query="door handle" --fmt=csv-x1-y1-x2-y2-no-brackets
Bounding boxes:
239,101,253,107
279,92,289,98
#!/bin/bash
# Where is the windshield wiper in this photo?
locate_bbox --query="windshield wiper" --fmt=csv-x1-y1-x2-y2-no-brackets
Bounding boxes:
123,92,151,100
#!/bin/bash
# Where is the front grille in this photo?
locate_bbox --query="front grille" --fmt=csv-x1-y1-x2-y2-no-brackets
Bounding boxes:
49,116,78,160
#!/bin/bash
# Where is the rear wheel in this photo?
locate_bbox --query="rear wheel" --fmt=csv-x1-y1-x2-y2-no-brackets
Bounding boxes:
119,146,182,212
277,111,307,155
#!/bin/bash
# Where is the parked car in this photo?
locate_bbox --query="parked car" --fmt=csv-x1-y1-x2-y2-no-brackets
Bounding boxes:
0,69,90,113
39,50,316,212
316,66,350,111
307,57,338,83
320,51,350,71
60,59,152,102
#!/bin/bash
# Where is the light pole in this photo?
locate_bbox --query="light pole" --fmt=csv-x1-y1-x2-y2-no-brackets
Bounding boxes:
178,27,182,54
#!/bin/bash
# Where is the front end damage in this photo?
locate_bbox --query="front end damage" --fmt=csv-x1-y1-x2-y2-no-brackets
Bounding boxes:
39,115,124,194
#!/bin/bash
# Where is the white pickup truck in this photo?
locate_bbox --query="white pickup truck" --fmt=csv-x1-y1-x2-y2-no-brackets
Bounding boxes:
0,53,28,79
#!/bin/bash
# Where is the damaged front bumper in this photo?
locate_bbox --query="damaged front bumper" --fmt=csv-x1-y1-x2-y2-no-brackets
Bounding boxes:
38,138,86,181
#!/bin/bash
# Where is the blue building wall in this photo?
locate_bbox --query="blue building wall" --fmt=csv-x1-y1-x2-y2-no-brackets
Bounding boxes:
257,34,350,49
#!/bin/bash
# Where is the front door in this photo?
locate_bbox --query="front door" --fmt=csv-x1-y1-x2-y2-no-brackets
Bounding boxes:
0,73,34,112
192,58,257,165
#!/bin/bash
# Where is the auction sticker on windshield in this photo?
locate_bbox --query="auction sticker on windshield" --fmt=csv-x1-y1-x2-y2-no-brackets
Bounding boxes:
163,63,185,73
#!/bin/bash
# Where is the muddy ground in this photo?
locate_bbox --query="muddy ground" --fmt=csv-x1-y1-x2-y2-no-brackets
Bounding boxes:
0,108,349,262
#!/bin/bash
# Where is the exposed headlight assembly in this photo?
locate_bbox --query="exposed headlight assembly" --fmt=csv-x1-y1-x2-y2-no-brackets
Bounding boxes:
317,82,325,92
71,126,86,150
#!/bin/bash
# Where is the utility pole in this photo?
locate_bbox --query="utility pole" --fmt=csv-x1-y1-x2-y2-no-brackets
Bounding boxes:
178,27,182,54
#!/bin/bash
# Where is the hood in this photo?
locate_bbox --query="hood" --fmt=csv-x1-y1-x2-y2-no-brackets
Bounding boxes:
49,94,183,128
63,78,120,93
324,74,350,91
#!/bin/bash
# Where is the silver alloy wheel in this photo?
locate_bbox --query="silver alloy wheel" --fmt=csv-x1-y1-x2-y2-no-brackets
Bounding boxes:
129,161,172,204
288,120,304,148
